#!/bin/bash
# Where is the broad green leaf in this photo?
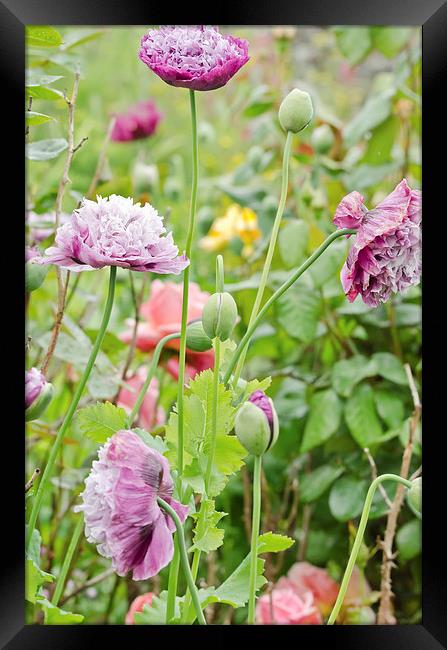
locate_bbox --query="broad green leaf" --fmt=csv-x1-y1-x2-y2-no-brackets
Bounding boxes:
26,138,68,161
374,389,405,428
300,465,345,503
26,26,63,48
329,476,368,521
396,519,421,560
26,558,54,603
372,352,407,385
343,162,400,191
132,428,168,454
36,597,84,624
278,220,309,269
64,29,106,50
308,239,346,288
26,85,64,100
258,532,294,553
26,73,63,87
334,27,373,65
372,27,413,58
344,89,394,147
25,111,55,126
345,384,383,447
213,435,247,475
277,285,322,343
301,389,342,452
332,355,378,397
361,115,399,165
76,402,127,443
191,499,227,552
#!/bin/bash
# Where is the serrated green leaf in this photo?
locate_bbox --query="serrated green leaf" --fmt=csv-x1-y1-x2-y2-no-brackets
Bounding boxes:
134,591,181,624
258,532,294,553
300,465,345,503
191,499,227,552
329,476,368,521
372,352,407,385
36,596,84,624
332,355,378,397
76,402,127,443
26,26,63,48
132,428,168,454
26,559,54,603
301,389,342,452
345,384,383,447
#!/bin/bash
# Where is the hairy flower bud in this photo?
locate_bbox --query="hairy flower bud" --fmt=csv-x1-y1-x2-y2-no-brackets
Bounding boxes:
407,477,422,515
278,88,314,134
185,319,213,352
311,124,335,154
25,368,54,421
234,391,279,456
202,292,238,341
25,251,48,292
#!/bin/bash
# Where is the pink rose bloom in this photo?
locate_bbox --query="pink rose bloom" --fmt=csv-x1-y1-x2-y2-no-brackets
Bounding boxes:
75,430,189,580
256,588,322,625
117,370,165,430
111,100,162,142
139,26,249,92
334,179,421,307
122,280,214,380
277,561,339,617
36,195,189,275
125,592,154,624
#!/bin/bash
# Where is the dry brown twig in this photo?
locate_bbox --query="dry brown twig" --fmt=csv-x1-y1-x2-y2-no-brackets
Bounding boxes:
377,363,421,624
25,468,40,493
60,567,115,606
364,447,393,509
41,70,87,375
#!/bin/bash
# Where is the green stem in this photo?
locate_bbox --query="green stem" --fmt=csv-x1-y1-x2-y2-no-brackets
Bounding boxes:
157,497,206,625
177,88,199,477
182,548,202,623
327,473,412,625
232,131,293,387
26,266,117,550
223,228,357,385
51,515,84,606
166,540,180,623
126,332,180,428
248,454,262,624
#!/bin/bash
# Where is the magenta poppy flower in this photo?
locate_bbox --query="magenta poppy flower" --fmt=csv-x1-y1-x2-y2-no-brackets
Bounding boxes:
334,179,421,307
36,195,189,274
139,25,249,91
111,100,162,142
75,430,189,580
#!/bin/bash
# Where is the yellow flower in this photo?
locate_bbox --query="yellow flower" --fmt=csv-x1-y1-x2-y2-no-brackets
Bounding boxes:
200,204,261,256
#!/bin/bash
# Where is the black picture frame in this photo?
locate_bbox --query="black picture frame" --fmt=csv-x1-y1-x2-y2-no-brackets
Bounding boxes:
3,0,446,646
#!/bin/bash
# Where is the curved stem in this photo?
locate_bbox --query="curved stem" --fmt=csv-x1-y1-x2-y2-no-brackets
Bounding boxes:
26,266,117,550
327,473,412,625
51,515,84,606
166,541,180,623
223,228,357,385
157,497,206,625
248,454,262,624
177,88,199,476
126,331,180,428
232,131,293,387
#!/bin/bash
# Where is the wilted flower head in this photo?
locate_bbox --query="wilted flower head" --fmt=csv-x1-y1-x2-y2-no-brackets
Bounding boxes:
111,100,162,142
75,430,189,580
36,195,189,274
139,26,249,91
256,587,322,624
334,179,421,307
25,368,53,421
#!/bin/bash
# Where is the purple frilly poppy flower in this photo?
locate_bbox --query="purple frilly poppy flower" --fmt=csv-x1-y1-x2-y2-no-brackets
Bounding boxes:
35,195,189,274
25,367,47,409
111,100,162,142
139,25,249,91
74,430,189,580
334,179,421,307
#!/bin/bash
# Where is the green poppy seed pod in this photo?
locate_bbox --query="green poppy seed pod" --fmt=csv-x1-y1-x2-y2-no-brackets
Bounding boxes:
278,88,314,134
202,292,238,342
407,477,422,515
185,319,213,352
25,260,48,292
234,391,279,456
311,124,335,154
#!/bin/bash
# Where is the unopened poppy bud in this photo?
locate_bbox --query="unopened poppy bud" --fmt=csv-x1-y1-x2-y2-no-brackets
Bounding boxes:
278,88,313,134
185,319,213,352
234,390,279,456
311,124,335,154
202,292,238,342
25,368,54,421
25,259,48,292
407,477,422,515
